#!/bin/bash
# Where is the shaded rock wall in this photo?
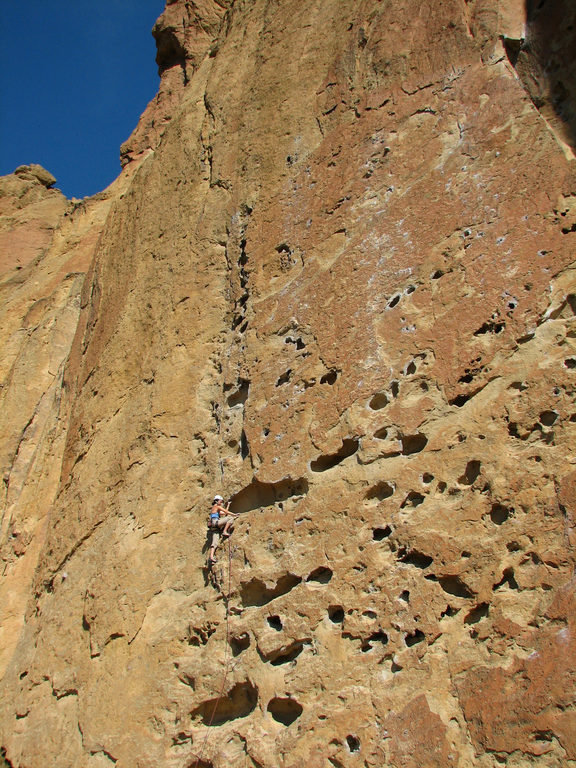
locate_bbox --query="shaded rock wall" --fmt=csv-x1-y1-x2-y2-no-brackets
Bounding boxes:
512,0,576,154
0,1,575,767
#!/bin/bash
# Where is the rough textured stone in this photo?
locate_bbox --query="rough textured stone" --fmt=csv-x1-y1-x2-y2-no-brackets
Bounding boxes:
510,0,576,155
14,163,57,188
0,2,575,767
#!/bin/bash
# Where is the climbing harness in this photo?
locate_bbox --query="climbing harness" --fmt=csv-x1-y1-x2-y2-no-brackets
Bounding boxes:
192,535,233,768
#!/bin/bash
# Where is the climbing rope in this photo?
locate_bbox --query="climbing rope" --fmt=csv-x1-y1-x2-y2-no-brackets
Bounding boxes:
192,535,233,768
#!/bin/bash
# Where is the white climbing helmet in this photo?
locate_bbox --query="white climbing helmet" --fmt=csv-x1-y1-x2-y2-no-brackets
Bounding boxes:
213,494,224,503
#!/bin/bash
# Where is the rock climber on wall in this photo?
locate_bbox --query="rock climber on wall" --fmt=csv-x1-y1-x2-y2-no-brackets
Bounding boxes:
207,494,238,564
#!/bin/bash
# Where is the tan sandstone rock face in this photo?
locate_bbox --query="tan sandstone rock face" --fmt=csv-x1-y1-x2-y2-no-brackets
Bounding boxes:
1,2,575,768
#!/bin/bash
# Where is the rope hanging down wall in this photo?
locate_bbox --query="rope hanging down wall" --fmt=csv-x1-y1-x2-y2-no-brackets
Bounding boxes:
192,536,233,768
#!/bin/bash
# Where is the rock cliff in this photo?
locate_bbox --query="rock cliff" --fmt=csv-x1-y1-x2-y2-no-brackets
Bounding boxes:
1,1,575,767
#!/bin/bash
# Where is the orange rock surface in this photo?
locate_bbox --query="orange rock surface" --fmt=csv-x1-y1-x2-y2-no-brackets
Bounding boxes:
1,2,575,767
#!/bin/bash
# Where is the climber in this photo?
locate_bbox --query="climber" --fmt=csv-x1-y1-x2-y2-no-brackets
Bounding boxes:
207,494,238,564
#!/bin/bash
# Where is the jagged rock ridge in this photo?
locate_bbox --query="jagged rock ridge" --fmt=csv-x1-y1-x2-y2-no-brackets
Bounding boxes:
0,1,575,767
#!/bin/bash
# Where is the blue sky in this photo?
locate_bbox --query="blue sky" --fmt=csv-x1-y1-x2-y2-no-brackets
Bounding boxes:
0,1,164,199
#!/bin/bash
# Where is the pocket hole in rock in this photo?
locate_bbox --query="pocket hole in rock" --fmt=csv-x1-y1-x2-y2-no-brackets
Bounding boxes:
405,285,416,295
490,504,511,524
387,294,401,309
404,360,417,375
431,269,444,279
267,615,283,631
369,393,389,410
241,430,249,459
400,491,425,508
399,549,433,568
464,603,489,624
231,476,309,514
458,459,481,485
373,525,392,541
192,681,258,725
227,379,250,407
400,590,410,602
267,641,306,665
439,575,474,598
240,574,302,607
474,319,505,336
400,433,428,455
328,605,344,623
230,633,251,655
276,370,292,386
508,421,520,438
405,629,425,647
390,381,399,398
232,312,246,331
361,631,389,652
539,410,558,426
365,481,395,500
565,358,576,369
422,473,434,484
267,697,303,726
307,566,333,584
493,568,519,590
346,735,361,752
310,439,359,472
321,369,339,385
285,336,306,350
186,759,213,768
450,393,472,407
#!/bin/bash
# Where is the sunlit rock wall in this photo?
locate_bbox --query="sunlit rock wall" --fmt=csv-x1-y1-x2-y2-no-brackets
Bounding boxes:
1,2,575,767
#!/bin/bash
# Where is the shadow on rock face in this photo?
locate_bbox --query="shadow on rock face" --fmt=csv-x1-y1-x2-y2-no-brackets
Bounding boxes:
511,1,576,152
